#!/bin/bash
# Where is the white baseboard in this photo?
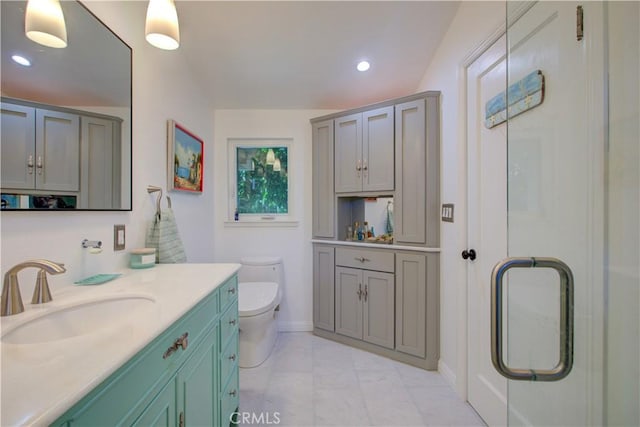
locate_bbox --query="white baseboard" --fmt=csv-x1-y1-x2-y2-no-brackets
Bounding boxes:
438,359,457,387
278,321,313,332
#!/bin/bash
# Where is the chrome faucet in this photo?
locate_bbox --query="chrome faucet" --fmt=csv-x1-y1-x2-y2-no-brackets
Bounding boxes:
1,259,66,316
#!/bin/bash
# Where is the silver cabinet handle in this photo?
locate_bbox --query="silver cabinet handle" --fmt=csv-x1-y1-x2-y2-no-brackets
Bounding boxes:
491,257,574,382
363,285,368,302
36,155,43,175
357,283,362,300
356,159,362,177
162,332,189,359
354,257,370,263
27,154,34,174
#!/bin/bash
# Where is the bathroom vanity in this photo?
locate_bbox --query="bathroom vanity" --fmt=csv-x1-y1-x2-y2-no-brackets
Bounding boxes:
0,264,239,426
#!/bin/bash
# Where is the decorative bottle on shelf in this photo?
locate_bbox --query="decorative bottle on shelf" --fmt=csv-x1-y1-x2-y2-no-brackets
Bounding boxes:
346,226,353,241
364,222,370,239
353,222,360,241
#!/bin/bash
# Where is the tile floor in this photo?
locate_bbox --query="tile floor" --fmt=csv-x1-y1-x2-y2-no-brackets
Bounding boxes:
238,332,486,426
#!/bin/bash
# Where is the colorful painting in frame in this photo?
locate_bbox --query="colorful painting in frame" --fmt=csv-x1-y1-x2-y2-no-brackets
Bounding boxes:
167,120,204,193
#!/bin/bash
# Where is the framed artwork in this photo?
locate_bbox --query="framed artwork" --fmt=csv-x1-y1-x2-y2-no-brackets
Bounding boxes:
167,120,204,193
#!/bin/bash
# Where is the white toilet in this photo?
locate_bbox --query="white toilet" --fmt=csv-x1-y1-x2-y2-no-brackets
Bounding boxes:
238,256,284,368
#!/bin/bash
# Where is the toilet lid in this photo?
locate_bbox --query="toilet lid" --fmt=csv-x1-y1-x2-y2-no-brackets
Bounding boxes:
238,281,279,317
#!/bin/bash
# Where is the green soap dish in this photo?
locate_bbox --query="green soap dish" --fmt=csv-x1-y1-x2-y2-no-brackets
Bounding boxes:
74,273,122,286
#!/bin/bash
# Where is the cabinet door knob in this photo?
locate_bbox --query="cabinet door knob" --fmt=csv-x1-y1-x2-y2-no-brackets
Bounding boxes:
229,319,236,326
229,353,236,361
229,389,237,397
227,287,236,294
462,249,477,261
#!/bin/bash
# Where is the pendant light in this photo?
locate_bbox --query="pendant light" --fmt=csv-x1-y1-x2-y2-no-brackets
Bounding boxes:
25,0,68,49
145,0,180,50
266,149,276,165
273,158,282,172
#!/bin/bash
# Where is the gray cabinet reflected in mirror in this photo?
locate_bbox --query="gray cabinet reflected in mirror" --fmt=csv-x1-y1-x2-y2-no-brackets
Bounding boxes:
1,0,132,211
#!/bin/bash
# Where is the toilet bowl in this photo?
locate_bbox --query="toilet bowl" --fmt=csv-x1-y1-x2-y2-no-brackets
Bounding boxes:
238,257,284,368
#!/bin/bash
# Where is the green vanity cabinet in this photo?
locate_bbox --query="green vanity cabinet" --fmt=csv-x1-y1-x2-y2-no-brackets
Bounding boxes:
219,278,239,427
52,274,239,427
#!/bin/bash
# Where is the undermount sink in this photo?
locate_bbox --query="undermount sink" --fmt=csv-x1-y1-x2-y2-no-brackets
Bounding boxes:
1,294,156,345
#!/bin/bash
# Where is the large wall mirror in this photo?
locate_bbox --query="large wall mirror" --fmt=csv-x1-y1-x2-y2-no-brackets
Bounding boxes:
1,0,132,211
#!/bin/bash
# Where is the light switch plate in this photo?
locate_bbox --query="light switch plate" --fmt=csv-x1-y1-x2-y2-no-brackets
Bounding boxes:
114,224,125,251
441,203,454,223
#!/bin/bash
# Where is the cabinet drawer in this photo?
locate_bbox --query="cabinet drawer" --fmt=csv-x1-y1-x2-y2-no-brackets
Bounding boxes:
219,275,238,311
220,367,239,426
220,299,238,349
220,332,239,391
335,247,394,272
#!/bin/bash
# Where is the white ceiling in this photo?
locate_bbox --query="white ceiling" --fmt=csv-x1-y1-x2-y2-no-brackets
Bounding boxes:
177,1,460,109
1,1,460,111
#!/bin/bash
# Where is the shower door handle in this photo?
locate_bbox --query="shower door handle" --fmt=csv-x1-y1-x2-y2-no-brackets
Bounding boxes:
490,257,574,381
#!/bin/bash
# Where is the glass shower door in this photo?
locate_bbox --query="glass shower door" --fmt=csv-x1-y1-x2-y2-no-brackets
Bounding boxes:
494,1,639,425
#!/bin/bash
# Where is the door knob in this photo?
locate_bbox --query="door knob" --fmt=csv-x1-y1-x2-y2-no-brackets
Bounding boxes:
462,249,477,261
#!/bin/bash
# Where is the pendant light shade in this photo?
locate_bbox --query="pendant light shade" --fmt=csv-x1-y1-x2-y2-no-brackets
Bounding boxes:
25,0,67,49
145,0,180,50
266,149,276,165
273,158,281,172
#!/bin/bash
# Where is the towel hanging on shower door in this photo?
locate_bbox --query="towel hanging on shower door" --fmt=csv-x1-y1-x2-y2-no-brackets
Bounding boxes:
146,187,187,263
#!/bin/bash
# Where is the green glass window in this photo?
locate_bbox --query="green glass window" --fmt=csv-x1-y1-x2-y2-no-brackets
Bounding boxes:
236,146,288,215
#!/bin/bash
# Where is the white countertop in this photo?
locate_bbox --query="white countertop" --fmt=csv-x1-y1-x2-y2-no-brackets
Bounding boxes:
0,263,240,426
311,239,441,253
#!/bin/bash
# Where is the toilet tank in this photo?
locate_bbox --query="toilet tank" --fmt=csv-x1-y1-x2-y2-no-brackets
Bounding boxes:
239,256,284,285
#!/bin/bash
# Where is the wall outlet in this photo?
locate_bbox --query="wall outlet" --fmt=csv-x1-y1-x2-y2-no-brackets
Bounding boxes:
114,224,126,251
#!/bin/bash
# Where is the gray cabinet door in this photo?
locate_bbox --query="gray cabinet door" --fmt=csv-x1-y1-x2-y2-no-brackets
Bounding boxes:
394,99,426,244
334,113,362,193
36,109,80,191
313,245,335,332
335,266,362,339
81,116,120,209
312,119,335,238
362,270,395,349
395,252,426,357
1,103,35,189
395,252,438,367
362,106,394,192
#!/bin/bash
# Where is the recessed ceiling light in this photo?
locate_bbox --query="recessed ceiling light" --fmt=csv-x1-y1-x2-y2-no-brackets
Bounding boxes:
357,61,370,72
11,55,32,67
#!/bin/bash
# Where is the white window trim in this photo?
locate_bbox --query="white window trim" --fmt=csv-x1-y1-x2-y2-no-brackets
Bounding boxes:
227,138,296,225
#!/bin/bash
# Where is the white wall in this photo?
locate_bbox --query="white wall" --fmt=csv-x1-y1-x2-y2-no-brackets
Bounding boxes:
415,1,504,395
0,2,216,296
212,109,336,331
606,2,639,425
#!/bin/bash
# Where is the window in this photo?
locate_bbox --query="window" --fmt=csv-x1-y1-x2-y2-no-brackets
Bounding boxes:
228,138,293,224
